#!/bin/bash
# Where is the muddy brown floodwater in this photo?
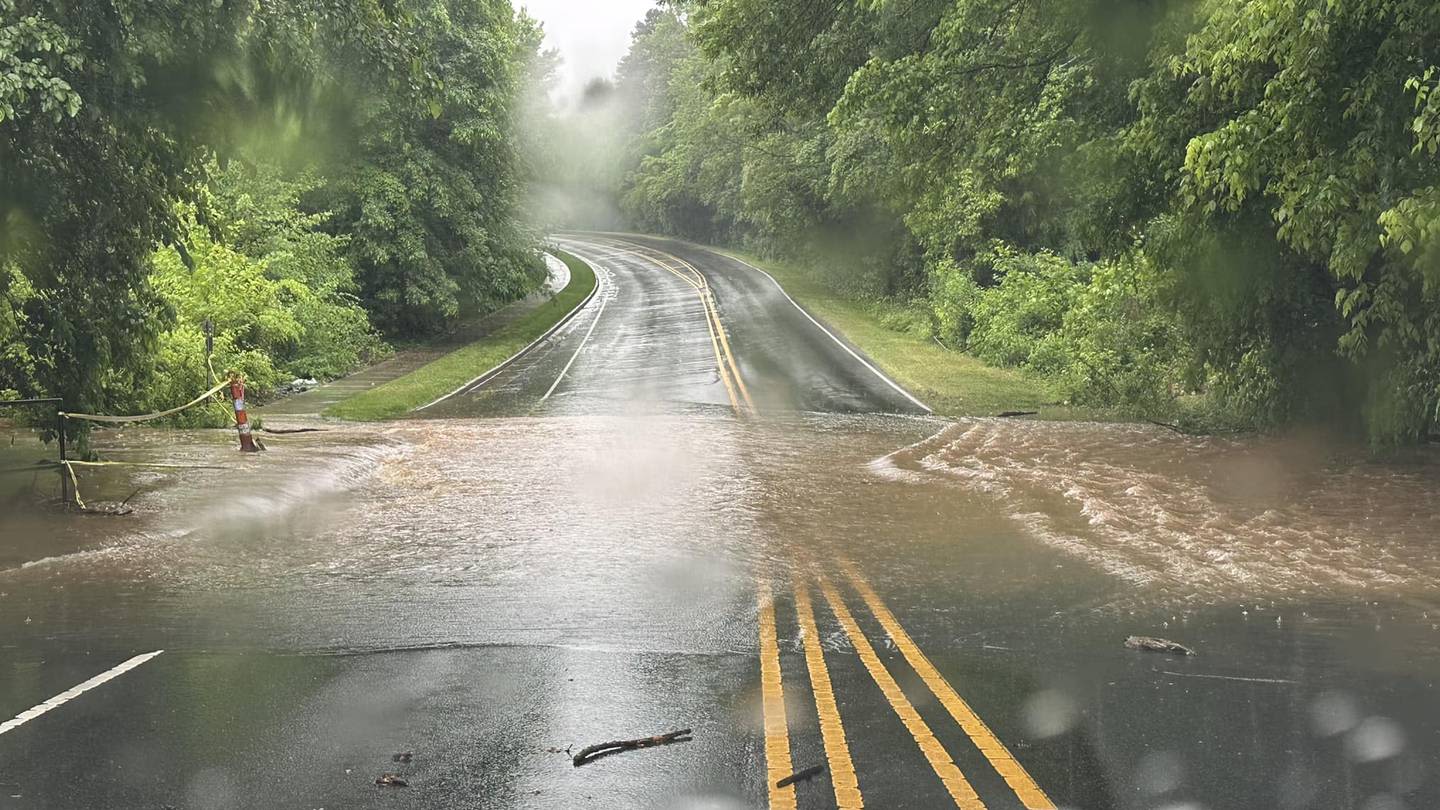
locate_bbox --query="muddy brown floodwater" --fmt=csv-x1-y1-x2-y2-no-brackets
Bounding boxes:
2,413,1438,809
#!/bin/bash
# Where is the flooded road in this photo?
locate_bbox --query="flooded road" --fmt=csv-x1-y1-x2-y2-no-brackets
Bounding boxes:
2,236,1438,809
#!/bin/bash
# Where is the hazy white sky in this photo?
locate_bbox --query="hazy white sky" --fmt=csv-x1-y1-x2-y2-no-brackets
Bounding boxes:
520,0,658,106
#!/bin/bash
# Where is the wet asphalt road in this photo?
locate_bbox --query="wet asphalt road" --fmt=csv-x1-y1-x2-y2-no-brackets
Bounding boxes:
2,234,1438,810
422,234,928,419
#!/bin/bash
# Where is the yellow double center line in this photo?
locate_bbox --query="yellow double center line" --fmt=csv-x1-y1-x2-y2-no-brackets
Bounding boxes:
594,239,755,417
842,565,1055,809
758,566,1056,810
793,575,863,809
758,579,798,810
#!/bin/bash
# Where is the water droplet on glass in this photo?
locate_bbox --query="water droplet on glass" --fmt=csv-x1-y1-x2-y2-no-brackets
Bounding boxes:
1021,689,1077,739
1345,717,1406,763
1135,750,1184,796
1311,691,1360,737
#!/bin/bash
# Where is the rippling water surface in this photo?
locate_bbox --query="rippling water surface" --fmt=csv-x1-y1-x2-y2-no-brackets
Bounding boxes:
6,415,1440,630
877,419,1440,607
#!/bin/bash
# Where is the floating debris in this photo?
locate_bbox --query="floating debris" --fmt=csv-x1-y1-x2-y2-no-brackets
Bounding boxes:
1125,635,1195,656
375,773,409,788
391,752,413,763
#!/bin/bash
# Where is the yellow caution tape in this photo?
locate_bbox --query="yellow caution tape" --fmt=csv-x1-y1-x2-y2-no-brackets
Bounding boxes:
61,380,230,424
61,460,86,510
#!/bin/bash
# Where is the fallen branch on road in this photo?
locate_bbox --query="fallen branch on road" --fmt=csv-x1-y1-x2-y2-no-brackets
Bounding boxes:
572,728,692,766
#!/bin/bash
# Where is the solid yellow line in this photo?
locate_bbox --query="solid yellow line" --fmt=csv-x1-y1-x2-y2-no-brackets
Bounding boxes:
703,285,755,413
648,256,744,414
758,579,798,810
604,239,755,414
663,252,755,413
792,574,864,809
843,567,1056,810
704,298,744,414
689,276,742,414
816,575,986,810
595,240,743,414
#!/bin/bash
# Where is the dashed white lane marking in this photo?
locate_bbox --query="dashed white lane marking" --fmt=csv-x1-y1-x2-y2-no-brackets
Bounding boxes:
0,650,164,737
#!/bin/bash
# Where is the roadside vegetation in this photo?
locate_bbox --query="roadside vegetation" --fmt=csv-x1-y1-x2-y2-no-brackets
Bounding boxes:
1,0,550,428
326,252,596,421
717,248,1081,419
545,1,1440,447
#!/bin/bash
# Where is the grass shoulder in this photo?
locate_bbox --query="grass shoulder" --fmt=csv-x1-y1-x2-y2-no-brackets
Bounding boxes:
325,252,597,421
715,249,1103,420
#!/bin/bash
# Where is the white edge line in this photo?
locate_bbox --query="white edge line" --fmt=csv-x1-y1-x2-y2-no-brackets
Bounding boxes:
0,650,164,737
415,252,600,412
540,248,612,401
714,248,933,414
558,231,932,413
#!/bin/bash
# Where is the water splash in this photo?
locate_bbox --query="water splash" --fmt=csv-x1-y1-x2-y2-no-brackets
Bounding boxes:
876,419,1440,605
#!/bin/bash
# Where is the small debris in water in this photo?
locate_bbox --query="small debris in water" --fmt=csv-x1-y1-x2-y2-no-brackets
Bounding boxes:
1125,635,1195,656
391,752,413,763
776,765,824,788
996,410,1039,418
572,728,692,766
375,773,409,788
77,502,134,517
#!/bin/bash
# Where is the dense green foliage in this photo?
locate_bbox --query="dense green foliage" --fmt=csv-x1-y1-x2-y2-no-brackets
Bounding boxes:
1,0,543,418
327,250,596,421
142,167,388,426
573,0,1440,445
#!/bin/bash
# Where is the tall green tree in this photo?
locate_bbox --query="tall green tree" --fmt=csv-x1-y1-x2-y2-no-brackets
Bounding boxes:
321,0,542,335
1,0,545,414
603,0,1440,444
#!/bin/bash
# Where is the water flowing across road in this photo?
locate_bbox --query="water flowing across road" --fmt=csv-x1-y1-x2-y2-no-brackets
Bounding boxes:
2,235,1437,809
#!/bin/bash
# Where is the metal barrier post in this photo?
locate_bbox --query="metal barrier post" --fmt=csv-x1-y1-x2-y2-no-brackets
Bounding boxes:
56,408,69,504
229,373,260,453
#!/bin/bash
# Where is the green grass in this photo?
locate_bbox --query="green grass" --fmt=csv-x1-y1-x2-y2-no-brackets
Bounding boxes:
325,252,597,421
716,249,1099,420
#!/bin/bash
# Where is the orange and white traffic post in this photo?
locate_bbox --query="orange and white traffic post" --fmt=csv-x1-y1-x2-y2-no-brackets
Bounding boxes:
229,372,260,453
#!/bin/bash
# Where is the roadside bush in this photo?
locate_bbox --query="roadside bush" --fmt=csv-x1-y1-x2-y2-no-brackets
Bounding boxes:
930,244,1191,419
0,265,34,399
961,247,1083,370
1055,254,1186,415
